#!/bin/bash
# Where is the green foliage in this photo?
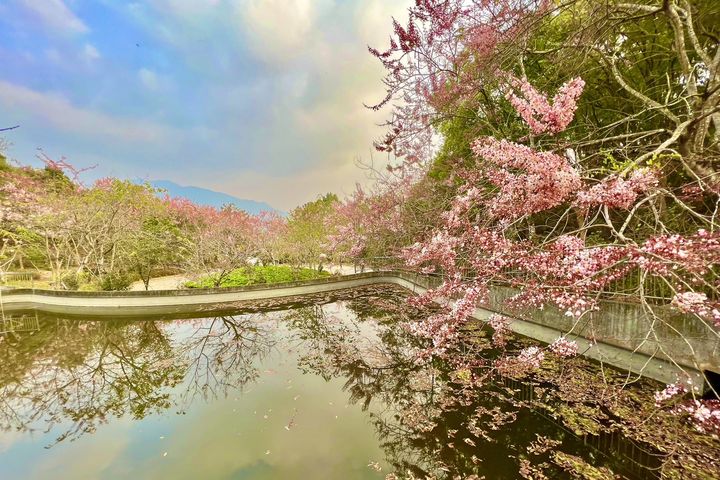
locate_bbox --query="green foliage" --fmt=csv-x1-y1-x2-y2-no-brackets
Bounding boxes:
127,216,189,289
10,228,47,268
0,153,10,172
284,193,338,266
60,271,90,290
186,265,330,288
97,272,133,291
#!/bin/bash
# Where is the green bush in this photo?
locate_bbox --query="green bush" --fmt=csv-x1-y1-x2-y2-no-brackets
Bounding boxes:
97,272,133,291
186,265,330,288
59,271,92,290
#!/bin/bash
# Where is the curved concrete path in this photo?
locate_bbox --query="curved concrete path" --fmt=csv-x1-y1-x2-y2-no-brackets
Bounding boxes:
0,272,406,315
0,271,710,388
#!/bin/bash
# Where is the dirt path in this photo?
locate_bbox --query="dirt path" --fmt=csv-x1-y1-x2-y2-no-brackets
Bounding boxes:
129,274,190,291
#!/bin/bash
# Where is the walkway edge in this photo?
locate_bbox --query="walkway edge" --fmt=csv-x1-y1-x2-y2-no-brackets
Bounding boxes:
0,271,704,387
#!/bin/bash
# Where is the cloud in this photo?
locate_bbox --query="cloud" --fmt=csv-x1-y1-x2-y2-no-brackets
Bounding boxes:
32,426,131,479
151,0,221,19
238,0,329,65
0,80,174,143
16,0,89,34
138,68,160,90
195,159,378,211
81,43,101,62
0,0,415,210
355,0,411,46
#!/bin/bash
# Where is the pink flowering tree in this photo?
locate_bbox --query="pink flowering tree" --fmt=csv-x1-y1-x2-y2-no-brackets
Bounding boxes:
358,0,720,431
0,157,82,283
254,210,288,266
167,198,262,287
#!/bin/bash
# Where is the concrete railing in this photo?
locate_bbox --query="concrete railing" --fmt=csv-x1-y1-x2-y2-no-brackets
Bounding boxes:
0,272,402,313
0,271,36,283
1,270,717,388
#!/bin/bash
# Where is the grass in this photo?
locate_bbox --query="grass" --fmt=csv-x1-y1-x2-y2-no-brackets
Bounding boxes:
0,279,52,289
186,265,331,288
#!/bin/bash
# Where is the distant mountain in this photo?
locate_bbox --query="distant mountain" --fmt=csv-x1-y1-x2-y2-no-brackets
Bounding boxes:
149,180,282,216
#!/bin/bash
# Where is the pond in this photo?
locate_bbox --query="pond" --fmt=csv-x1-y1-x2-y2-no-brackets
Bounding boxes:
0,286,716,479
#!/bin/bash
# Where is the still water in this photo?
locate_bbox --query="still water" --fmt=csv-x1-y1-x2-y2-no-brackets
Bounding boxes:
0,287,706,479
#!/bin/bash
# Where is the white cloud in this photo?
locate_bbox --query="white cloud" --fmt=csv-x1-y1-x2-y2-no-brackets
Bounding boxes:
138,68,160,90
0,80,174,143
81,43,101,62
238,0,330,65
355,0,411,46
203,159,378,211
2,0,415,210
152,0,221,19
17,0,89,34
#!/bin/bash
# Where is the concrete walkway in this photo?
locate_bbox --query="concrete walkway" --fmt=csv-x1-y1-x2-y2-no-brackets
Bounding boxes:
129,274,190,291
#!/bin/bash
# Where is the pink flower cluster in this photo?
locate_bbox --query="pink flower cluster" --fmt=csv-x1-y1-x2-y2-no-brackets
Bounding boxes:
449,285,485,323
673,400,720,436
679,181,720,202
654,382,687,405
405,311,459,357
656,382,720,435
488,314,511,347
672,292,720,327
550,291,598,318
495,345,545,377
473,138,581,219
93,177,115,191
517,346,545,369
441,186,484,229
0,172,62,224
549,337,579,357
505,75,585,135
634,229,720,277
402,229,459,270
576,169,658,209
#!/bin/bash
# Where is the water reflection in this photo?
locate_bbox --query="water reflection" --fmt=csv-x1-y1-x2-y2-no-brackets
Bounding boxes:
0,287,717,479
0,315,276,445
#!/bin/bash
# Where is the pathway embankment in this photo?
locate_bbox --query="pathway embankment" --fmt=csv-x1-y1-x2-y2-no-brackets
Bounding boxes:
1,271,717,388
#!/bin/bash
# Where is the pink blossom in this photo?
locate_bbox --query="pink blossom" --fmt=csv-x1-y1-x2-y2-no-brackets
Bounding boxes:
505,75,585,135
517,346,545,369
473,138,581,219
672,400,720,435
488,314,511,347
654,382,687,405
672,292,720,327
634,230,720,281
576,169,658,209
549,337,578,357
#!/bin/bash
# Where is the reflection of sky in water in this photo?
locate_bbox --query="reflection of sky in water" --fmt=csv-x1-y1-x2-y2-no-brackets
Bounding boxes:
0,294,685,479
0,303,390,479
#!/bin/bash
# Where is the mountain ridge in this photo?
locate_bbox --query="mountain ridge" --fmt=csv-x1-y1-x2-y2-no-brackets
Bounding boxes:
148,180,283,216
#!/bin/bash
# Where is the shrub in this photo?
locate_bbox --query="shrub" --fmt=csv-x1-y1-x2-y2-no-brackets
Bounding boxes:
97,272,133,291
186,265,330,288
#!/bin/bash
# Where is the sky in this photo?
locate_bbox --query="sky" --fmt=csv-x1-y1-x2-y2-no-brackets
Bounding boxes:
0,0,411,211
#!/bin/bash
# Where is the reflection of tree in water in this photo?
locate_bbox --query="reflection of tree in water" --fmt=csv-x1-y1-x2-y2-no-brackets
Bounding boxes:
1,292,717,477
177,315,275,406
0,314,274,445
0,319,183,444
285,292,720,479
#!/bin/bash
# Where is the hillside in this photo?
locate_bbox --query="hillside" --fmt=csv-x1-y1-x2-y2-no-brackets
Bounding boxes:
150,180,282,216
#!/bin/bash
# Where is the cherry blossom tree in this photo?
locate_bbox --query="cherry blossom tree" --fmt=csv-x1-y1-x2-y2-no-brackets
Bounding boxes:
167,198,262,287
352,0,720,422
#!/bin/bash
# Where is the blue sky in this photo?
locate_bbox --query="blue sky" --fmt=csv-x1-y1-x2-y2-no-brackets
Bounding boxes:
0,0,410,210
